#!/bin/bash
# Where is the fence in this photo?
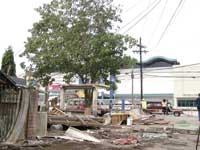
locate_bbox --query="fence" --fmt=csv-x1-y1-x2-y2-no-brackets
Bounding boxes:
0,84,22,142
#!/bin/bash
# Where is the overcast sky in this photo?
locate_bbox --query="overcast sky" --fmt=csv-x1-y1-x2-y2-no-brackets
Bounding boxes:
0,0,198,76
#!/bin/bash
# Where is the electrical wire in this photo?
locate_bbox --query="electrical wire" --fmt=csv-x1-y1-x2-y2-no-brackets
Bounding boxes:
147,0,168,46
123,0,162,34
120,0,158,31
123,0,145,14
140,0,153,37
154,0,185,48
118,73,200,79
144,73,200,78
118,63,200,75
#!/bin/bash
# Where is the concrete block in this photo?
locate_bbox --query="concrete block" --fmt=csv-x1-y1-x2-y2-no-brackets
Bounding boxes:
36,112,47,137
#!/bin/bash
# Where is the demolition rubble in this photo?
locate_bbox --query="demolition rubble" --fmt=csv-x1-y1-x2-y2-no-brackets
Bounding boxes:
0,106,198,150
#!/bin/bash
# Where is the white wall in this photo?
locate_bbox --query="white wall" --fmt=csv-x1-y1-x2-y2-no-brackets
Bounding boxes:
116,67,174,95
174,63,200,98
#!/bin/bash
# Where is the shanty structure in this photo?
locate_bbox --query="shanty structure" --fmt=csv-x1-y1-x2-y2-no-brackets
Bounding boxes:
0,71,41,143
60,84,109,116
0,71,22,142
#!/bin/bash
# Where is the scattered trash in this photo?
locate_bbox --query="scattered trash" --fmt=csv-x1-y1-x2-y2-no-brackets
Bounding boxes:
50,124,63,130
64,127,101,143
48,107,104,128
142,133,168,140
126,115,133,126
103,113,111,125
113,136,138,145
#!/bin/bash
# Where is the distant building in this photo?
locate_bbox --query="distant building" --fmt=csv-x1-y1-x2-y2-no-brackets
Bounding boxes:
46,57,185,106
173,63,200,109
115,56,180,103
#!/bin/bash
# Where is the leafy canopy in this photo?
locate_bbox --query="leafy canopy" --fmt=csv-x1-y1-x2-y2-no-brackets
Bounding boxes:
1,46,16,76
20,0,136,86
120,55,138,69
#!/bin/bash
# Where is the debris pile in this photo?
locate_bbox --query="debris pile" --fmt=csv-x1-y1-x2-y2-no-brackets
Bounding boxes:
48,107,104,128
112,136,138,145
133,115,170,125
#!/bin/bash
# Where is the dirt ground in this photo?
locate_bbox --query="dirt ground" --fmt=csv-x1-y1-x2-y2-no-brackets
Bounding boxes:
15,132,197,150
1,114,199,150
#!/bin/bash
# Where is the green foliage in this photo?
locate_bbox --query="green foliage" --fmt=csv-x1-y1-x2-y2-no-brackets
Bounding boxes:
120,55,138,69
20,0,136,106
1,46,16,76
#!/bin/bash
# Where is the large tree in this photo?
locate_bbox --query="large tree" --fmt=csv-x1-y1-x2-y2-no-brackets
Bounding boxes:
20,0,136,111
121,55,138,69
1,46,16,76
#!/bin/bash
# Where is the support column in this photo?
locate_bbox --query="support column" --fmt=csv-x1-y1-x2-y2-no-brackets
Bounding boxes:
60,88,65,110
26,89,38,140
92,88,98,116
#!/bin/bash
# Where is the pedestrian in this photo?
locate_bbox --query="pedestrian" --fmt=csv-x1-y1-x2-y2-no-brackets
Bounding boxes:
161,99,167,115
141,99,147,113
165,100,170,115
109,100,113,110
196,93,200,123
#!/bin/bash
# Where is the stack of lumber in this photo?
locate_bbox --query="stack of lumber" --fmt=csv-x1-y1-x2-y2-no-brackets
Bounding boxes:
48,107,66,115
48,107,104,128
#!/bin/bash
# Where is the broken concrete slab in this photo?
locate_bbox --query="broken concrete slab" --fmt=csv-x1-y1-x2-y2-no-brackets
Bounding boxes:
64,127,101,143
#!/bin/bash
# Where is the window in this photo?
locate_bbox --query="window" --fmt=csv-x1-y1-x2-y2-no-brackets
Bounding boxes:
177,99,196,107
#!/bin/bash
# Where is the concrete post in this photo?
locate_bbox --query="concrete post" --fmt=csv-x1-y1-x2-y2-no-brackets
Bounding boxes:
26,89,38,140
92,88,98,116
174,97,178,108
36,112,47,137
60,88,65,110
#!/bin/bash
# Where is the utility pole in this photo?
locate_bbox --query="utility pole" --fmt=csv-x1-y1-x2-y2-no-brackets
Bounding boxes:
133,37,148,101
131,69,134,105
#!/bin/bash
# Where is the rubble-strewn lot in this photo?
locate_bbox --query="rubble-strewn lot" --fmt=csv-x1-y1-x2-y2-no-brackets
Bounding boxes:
0,114,199,150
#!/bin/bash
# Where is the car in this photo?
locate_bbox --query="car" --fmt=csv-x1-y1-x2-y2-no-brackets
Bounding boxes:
145,101,183,117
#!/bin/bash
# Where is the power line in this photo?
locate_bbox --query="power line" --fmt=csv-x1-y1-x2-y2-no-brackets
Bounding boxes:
155,0,185,48
118,74,200,80
147,0,168,46
120,0,158,31
144,74,200,79
140,0,153,37
119,63,200,75
123,0,145,14
123,0,162,34
119,73,200,79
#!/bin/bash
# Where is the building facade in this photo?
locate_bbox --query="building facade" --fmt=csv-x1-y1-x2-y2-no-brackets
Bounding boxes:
115,56,179,104
173,63,200,110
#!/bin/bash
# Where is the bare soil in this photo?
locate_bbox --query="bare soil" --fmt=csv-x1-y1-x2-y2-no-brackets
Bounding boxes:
1,115,199,150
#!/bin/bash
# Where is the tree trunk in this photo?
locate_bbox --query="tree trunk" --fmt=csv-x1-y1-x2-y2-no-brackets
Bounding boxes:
84,88,93,115
84,107,92,115
45,86,49,112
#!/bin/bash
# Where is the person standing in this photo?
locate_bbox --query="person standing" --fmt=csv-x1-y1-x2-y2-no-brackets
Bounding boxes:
196,93,200,122
141,99,147,113
161,99,167,115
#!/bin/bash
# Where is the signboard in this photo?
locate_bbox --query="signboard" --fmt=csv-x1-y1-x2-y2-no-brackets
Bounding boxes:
48,83,61,91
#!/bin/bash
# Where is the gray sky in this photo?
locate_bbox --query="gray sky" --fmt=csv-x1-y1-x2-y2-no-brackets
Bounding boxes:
0,0,199,76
